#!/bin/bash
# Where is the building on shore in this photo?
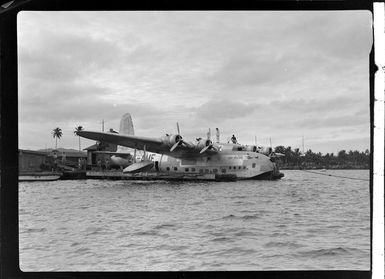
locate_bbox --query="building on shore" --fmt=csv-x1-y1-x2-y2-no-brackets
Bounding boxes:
84,140,117,167
19,150,48,172
19,149,87,172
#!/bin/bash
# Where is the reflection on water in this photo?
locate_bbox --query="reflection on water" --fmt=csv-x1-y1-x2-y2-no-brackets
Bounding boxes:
19,170,370,271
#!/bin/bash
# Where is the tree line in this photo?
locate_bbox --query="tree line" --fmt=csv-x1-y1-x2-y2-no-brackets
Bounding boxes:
273,146,370,169
51,126,84,151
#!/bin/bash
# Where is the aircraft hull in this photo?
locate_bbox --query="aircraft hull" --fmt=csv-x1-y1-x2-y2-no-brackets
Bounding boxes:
86,169,283,181
116,151,284,180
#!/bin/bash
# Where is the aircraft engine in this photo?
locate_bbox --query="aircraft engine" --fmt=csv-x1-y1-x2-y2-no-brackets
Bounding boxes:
195,138,210,149
259,147,273,156
245,145,257,152
169,134,182,146
168,134,194,152
196,138,217,154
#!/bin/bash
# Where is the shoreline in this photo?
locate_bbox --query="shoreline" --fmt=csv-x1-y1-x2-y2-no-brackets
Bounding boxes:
279,166,369,170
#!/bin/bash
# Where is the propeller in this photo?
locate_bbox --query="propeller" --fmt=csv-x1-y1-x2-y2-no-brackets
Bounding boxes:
200,142,219,154
170,122,189,152
170,138,182,152
199,129,218,154
177,122,180,135
200,144,211,154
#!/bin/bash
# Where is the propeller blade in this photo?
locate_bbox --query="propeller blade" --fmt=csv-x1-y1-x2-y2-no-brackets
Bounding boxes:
176,122,180,135
170,141,180,152
200,145,210,154
207,128,211,140
181,139,193,148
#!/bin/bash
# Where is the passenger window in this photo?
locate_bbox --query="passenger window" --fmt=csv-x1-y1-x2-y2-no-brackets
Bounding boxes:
213,169,218,173
174,167,178,171
233,166,236,170
199,169,204,174
252,163,256,168
191,168,196,172
221,169,226,173
205,169,209,173
166,167,170,171
238,166,241,169
185,168,189,172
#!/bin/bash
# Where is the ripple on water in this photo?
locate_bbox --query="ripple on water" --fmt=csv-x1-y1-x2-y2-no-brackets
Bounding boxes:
211,237,233,242
294,247,360,259
22,228,47,234
18,171,370,270
263,241,304,249
153,223,177,230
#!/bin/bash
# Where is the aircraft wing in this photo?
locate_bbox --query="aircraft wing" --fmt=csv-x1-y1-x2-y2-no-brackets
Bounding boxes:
77,131,165,154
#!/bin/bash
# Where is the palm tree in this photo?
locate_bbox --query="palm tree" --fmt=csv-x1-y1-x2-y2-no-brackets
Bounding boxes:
52,127,62,149
74,126,83,152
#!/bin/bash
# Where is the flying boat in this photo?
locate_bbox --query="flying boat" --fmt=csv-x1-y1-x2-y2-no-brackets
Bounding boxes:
77,120,284,181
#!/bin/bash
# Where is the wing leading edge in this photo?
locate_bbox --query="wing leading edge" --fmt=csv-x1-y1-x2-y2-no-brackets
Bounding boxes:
77,130,220,157
77,131,165,153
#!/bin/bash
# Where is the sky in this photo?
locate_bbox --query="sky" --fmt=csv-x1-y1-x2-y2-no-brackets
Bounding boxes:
17,11,372,154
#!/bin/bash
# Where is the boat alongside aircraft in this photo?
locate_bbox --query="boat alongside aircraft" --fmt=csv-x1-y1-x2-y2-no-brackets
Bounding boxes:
77,118,284,181
19,171,62,182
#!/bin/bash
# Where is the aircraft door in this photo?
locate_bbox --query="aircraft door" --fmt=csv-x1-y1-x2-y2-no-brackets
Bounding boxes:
156,154,164,171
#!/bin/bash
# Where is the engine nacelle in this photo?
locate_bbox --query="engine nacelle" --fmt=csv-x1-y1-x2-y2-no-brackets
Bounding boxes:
169,134,182,146
245,145,257,152
195,138,212,150
259,147,272,156
162,134,183,147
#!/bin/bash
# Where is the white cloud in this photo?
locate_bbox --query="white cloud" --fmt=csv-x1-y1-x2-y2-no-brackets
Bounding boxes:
17,11,372,154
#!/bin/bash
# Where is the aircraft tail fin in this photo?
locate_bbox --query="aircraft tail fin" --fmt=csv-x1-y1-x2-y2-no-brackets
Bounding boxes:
117,113,135,153
119,113,135,135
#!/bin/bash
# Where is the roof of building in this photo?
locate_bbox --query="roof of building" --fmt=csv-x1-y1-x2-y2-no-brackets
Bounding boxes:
57,151,87,158
19,149,87,158
84,144,98,151
19,149,47,156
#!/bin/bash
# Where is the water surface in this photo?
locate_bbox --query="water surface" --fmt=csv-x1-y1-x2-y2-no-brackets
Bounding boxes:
19,169,370,271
